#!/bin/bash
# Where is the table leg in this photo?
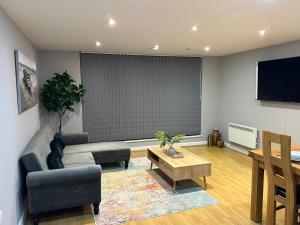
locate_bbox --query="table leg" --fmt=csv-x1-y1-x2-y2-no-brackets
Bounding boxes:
250,159,264,223
203,176,207,189
285,203,296,225
173,181,176,190
150,162,153,170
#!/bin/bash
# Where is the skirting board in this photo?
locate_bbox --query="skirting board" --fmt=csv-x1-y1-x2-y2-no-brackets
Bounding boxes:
130,141,207,151
225,142,249,155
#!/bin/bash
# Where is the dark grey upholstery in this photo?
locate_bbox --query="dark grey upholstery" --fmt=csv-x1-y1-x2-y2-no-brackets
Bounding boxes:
27,166,101,214
62,152,95,166
64,142,130,164
20,127,131,224
21,127,52,172
65,163,96,168
20,127,101,224
61,132,89,145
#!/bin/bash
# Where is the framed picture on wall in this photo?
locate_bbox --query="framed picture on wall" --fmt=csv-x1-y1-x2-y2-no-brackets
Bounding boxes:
15,50,38,114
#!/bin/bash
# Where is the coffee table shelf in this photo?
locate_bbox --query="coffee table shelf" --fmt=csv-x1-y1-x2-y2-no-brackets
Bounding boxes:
147,146,211,190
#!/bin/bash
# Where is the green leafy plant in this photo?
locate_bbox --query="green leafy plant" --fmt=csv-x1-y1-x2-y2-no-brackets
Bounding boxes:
41,71,86,134
155,131,185,149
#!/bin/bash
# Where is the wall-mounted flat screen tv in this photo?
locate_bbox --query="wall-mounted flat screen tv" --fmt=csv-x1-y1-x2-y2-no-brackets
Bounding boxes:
256,56,300,102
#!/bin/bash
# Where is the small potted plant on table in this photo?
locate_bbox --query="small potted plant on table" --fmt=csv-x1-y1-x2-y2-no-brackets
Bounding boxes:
155,131,185,155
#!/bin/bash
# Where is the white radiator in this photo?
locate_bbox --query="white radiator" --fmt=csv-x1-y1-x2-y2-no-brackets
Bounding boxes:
228,123,257,149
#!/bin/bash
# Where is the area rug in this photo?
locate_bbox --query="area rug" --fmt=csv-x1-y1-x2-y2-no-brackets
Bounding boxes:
94,157,218,225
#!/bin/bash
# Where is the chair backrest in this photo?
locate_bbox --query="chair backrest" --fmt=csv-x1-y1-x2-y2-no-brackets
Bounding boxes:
262,131,295,205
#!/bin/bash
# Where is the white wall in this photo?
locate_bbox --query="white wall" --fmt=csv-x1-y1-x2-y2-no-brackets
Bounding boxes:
0,7,40,225
38,51,83,134
219,40,300,148
201,57,221,139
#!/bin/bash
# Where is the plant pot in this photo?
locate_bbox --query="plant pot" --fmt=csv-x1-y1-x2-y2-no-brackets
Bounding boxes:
167,148,176,155
217,139,224,148
211,129,221,146
208,135,213,147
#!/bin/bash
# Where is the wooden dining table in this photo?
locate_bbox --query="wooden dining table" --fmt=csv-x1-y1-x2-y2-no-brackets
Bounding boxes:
248,146,300,223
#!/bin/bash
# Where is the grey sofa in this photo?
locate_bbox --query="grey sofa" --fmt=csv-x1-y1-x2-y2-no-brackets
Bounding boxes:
20,127,131,225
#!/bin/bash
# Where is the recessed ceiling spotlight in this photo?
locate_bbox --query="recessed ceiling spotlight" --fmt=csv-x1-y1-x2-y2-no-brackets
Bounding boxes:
258,29,266,37
108,18,116,27
261,0,275,3
204,46,210,52
96,41,101,47
152,44,159,50
191,25,198,32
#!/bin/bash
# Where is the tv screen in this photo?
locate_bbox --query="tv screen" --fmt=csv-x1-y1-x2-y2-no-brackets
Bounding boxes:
257,56,300,102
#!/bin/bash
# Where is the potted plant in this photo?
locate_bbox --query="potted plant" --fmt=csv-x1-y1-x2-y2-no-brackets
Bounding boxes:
155,131,185,154
41,71,86,134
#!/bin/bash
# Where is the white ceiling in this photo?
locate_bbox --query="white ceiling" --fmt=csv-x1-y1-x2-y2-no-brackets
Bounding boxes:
1,0,300,56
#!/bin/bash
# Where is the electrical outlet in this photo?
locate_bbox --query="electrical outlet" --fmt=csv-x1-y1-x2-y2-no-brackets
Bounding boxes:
0,211,3,224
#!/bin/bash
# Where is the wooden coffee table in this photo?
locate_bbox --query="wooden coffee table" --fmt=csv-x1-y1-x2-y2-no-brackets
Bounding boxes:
147,146,211,190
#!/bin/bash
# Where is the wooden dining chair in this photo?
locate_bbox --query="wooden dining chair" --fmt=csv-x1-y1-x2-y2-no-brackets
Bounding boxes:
262,131,300,225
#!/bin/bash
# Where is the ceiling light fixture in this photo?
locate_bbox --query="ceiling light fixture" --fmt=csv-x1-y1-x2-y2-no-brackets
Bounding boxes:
258,29,266,37
152,44,159,50
204,46,210,52
108,18,116,27
191,25,198,32
96,41,101,47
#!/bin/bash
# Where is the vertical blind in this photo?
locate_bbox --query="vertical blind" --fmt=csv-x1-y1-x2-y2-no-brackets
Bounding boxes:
80,53,202,142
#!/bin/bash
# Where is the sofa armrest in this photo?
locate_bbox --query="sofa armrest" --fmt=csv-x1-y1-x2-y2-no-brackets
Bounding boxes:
26,165,101,215
62,132,89,145
27,165,101,189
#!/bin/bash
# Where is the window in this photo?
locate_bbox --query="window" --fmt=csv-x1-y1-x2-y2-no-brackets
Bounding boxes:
81,53,201,142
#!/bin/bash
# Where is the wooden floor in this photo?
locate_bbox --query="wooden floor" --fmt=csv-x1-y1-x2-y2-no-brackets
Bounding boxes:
26,146,286,225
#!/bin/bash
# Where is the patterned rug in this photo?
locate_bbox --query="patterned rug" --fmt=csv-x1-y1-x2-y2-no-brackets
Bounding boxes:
94,157,218,225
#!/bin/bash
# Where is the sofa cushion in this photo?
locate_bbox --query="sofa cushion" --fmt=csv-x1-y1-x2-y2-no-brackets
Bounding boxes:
64,142,130,165
64,163,96,168
62,132,89,145
50,139,64,158
47,151,64,169
21,127,54,172
54,133,66,149
64,142,130,157
62,152,95,166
